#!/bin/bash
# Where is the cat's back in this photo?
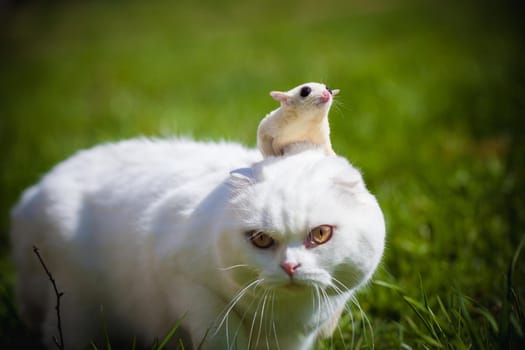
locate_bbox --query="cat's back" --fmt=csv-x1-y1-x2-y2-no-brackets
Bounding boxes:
33,137,259,191
11,138,260,241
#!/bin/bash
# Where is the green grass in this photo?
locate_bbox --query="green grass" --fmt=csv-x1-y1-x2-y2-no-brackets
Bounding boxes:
1,0,524,348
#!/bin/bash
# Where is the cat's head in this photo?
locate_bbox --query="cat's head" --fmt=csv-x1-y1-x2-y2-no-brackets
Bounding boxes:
270,82,339,117
218,147,385,295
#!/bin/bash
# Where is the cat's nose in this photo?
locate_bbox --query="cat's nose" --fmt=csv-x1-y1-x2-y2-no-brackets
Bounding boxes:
281,262,301,277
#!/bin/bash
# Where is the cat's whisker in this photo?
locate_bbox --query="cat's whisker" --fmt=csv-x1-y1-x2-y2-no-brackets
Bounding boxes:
231,282,264,350
225,315,230,350
350,295,375,349
218,264,251,271
329,278,361,348
322,288,341,349
312,286,319,329
214,278,263,337
325,290,357,350
248,287,266,349
265,290,274,350
332,304,349,349
270,291,281,350
331,276,352,295
247,305,257,349
216,282,253,336
346,302,357,349
320,287,332,315
255,289,270,349
314,285,323,332
263,290,273,350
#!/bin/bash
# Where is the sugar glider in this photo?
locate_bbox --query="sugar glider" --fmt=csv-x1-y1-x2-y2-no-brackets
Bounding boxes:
257,82,339,157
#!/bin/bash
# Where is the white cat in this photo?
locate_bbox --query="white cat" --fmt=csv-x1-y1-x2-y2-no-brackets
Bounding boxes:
10,138,385,350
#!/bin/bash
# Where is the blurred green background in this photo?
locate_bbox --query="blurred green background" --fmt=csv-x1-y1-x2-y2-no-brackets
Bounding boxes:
1,0,524,348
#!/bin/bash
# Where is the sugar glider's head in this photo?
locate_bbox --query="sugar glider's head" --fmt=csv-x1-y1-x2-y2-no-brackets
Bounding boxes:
270,82,340,116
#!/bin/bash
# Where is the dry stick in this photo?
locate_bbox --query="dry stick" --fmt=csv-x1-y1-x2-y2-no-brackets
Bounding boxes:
33,245,65,350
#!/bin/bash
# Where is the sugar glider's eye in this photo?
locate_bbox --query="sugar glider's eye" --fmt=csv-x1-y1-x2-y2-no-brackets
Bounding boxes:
246,230,275,249
326,86,333,94
300,86,312,98
307,225,333,246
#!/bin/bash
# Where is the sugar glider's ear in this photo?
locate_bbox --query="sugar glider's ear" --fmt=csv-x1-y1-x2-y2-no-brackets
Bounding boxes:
270,91,291,105
229,168,256,190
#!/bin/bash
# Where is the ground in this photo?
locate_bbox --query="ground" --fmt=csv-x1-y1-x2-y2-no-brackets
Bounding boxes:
1,0,524,348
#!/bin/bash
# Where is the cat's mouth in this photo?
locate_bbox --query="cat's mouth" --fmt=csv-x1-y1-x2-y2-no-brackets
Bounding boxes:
260,270,332,291
264,277,326,292
267,281,310,296
283,280,309,291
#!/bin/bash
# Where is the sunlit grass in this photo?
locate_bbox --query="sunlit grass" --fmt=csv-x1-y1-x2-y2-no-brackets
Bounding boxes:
1,0,524,348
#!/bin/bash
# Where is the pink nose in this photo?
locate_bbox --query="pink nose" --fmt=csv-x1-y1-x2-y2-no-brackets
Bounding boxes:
321,90,331,103
281,262,301,277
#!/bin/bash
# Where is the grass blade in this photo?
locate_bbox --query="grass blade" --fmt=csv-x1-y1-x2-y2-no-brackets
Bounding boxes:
156,313,187,350
373,280,405,293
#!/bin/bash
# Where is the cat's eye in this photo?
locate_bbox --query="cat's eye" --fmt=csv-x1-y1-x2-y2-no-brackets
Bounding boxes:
300,86,311,98
246,230,275,249
307,225,333,246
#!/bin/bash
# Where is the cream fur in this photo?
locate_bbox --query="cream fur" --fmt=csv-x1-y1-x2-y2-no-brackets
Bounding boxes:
257,82,339,158
10,138,384,350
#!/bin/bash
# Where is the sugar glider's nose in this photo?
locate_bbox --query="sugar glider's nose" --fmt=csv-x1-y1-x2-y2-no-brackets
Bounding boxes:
321,90,332,103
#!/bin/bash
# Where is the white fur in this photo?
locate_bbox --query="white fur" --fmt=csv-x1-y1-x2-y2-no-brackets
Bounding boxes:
10,138,385,350
257,82,339,158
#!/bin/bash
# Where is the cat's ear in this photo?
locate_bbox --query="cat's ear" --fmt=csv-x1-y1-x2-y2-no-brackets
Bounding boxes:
229,168,256,189
334,178,361,190
332,176,366,195
270,91,291,105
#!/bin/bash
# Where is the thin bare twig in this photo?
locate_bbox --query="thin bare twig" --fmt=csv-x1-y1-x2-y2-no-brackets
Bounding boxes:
33,245,65,350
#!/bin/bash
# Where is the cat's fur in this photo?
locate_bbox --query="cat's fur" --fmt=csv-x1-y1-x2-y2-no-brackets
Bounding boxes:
10,138,385,350
257,82,339,158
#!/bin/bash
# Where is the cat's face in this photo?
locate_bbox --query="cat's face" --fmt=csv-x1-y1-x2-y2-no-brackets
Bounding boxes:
270,82,339,116
218,149,385,296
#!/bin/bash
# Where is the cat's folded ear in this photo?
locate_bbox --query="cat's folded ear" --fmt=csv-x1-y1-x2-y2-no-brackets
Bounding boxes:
333,178,362,191
229,168,256,191
332,169,368,197
332,176,371,203
270,91,291,105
